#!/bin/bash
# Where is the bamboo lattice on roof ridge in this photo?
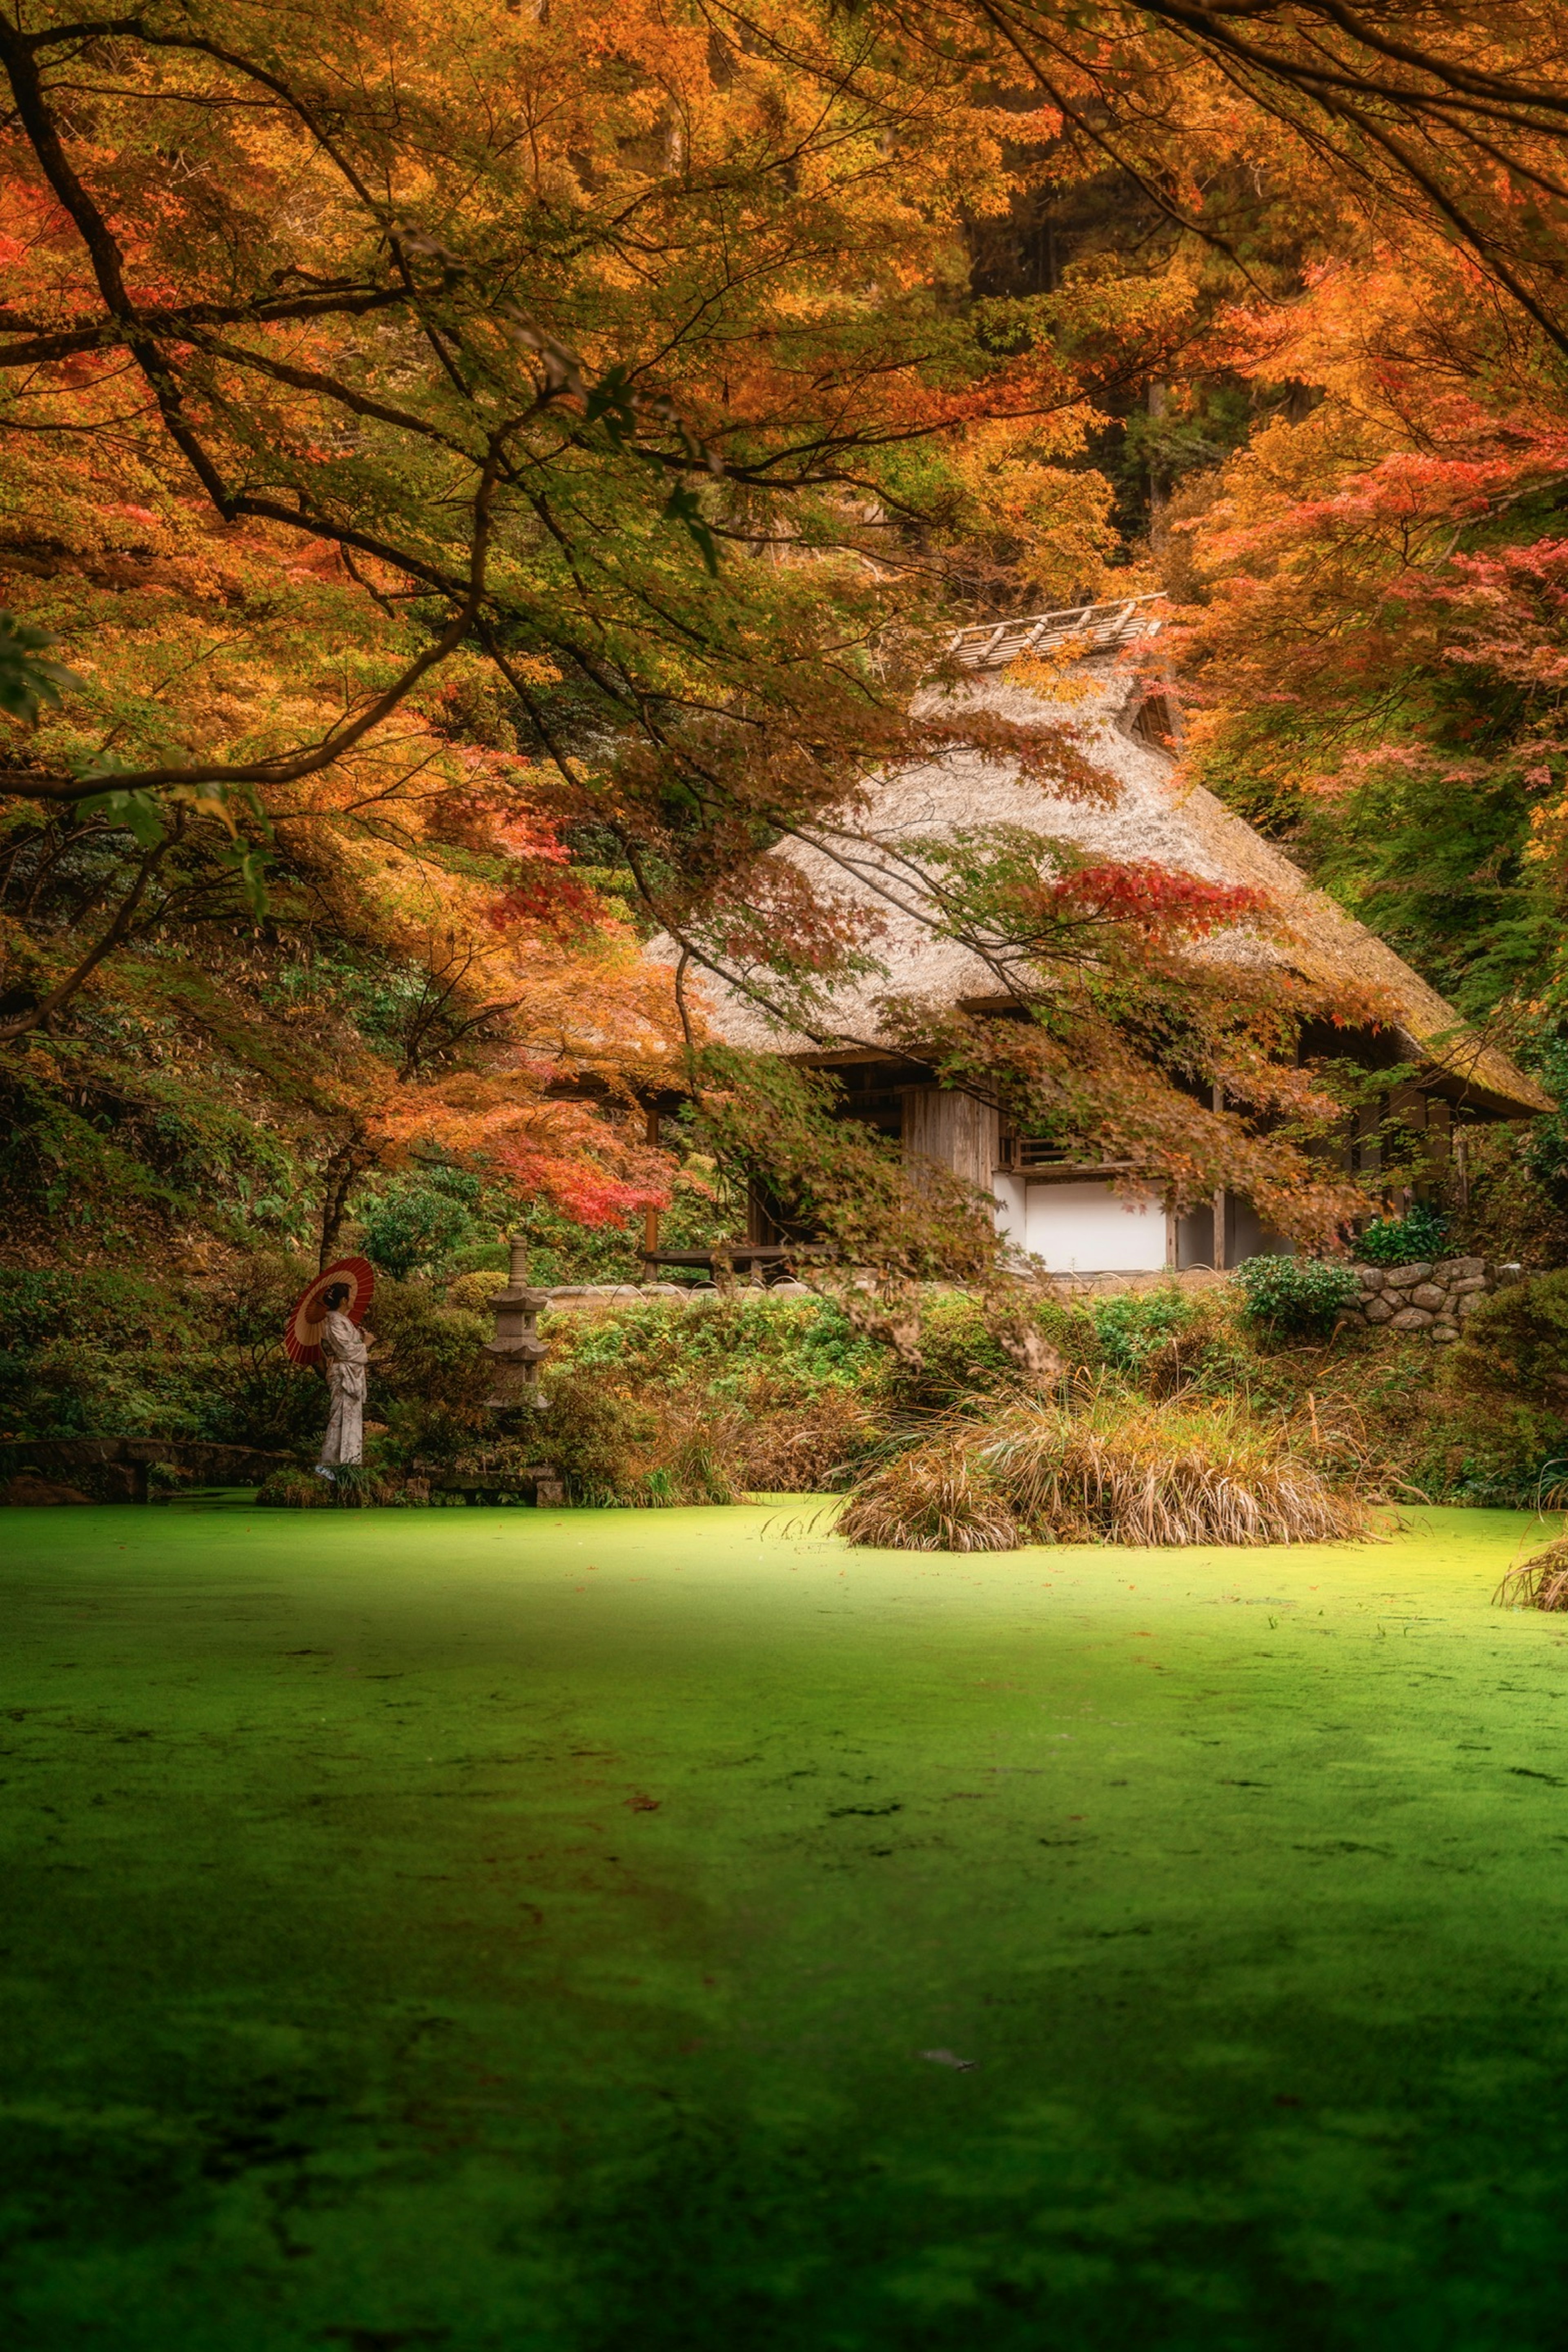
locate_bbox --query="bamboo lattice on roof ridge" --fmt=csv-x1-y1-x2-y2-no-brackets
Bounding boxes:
948,595,1165,669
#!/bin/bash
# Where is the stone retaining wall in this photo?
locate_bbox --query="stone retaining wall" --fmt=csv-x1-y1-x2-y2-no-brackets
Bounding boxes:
538,1263,1526,1332
1336,1257,1521,1343
0,1435,294,1503
539,1280,816,1312
537,1267,1253,1312
537,1270,1235,1311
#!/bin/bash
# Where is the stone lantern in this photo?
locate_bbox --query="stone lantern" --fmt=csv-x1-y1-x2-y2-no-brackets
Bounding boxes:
484,1236,552,1413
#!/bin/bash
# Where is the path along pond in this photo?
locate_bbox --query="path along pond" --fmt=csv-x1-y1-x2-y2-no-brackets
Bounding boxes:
5,1501,1568,2351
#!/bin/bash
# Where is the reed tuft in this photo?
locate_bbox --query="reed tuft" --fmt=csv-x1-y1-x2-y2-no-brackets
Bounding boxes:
836,1443,1020,1552
1494,1537,1568,1610
840,1393,1368,1551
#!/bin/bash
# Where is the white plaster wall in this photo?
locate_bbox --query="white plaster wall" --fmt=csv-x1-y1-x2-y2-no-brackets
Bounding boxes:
993,1174,1027,1252
994,1178,1168,1273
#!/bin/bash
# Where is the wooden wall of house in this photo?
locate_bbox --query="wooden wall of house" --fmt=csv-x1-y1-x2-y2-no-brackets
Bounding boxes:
902,1086,1000,1192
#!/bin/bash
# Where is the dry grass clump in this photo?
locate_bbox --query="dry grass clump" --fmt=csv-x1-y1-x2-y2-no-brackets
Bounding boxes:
984,1395,1368,1547
1494,1537,1568,1610
733,1386,882,1492
840,1394,1368,1552
837,1443,1020,1552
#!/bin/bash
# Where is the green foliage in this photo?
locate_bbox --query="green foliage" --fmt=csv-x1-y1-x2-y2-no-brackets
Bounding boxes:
1407,1402,1568,1509
687,1047,1000,1286
0,1255,497,1466
255,1463,418,1508
1233,1254,1361,1338
1091,1289,1202,1371
893,1293,1022,1405
0,1035,311,1247
877,1290,1090,1409
1448,1272,1568,1405
0,609,80,722
254,1467,334,1509
1445,1117,1568,1269
546,1294,882,1400
1359,1275,1568,1504
1357,1206,1450,1267
327,1464,414,1508
509,1179,729,1288
443,1240,510,1278
542,1371,746,1509
0,1267,215,1442
539,1294,891,1501
1523,1027,1568,1194
1108,383,1261,535
362,1171,483,1279
1274,739,1556,1022
346,1280,494,1468
351,1163,734,1294
10,1251,1568,1517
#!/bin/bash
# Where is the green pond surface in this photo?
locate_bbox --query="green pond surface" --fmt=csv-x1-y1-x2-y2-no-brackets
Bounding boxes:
4,1501,1568,2350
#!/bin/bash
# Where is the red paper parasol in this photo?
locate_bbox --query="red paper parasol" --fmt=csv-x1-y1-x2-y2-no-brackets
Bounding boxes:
284,1256,375,1367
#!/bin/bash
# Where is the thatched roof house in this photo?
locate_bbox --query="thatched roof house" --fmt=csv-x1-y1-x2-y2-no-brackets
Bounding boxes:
683,598,1548,1275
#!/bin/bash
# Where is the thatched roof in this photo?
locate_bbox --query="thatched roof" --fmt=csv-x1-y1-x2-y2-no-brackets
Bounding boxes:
687,605,1550,1121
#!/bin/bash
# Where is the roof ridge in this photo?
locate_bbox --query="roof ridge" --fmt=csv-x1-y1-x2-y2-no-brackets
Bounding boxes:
949,594,1166,669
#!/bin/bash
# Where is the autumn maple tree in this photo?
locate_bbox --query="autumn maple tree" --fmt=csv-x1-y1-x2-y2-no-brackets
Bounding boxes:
7,0,1568,1266
0,0,1093,1250
1160,232,1568,1012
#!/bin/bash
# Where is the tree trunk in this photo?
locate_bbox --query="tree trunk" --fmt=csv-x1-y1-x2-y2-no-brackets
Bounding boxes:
1147,382,1169,552
318,1136,368,1271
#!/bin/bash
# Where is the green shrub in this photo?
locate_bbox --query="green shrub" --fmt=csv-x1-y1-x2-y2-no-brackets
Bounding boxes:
1091,1288,1201,1371
1410,1408,1568,1506
255,1464,416,1508
254,1467,334,1508
1447,1270,1568,1405
1233,1254,1361,1339
441,1238,509,1279
866,1291,1094,1410
0,1267,215,1441
895,1293,1026,1404
446,1269,508,1312
1356,1205,1448,1266
329,1464,410,1508
541,1368,744,1506
536,1296,891,1499
1088,1288,1257,1403
547,1294,884,1400
0,1255,501,1465
361,1171,482,1278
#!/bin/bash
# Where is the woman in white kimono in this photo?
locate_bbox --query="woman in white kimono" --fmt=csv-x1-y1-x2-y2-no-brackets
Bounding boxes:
316,1281,374,1470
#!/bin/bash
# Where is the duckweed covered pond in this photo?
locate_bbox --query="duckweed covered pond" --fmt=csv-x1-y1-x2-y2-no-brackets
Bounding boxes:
5,1501,1568,2349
